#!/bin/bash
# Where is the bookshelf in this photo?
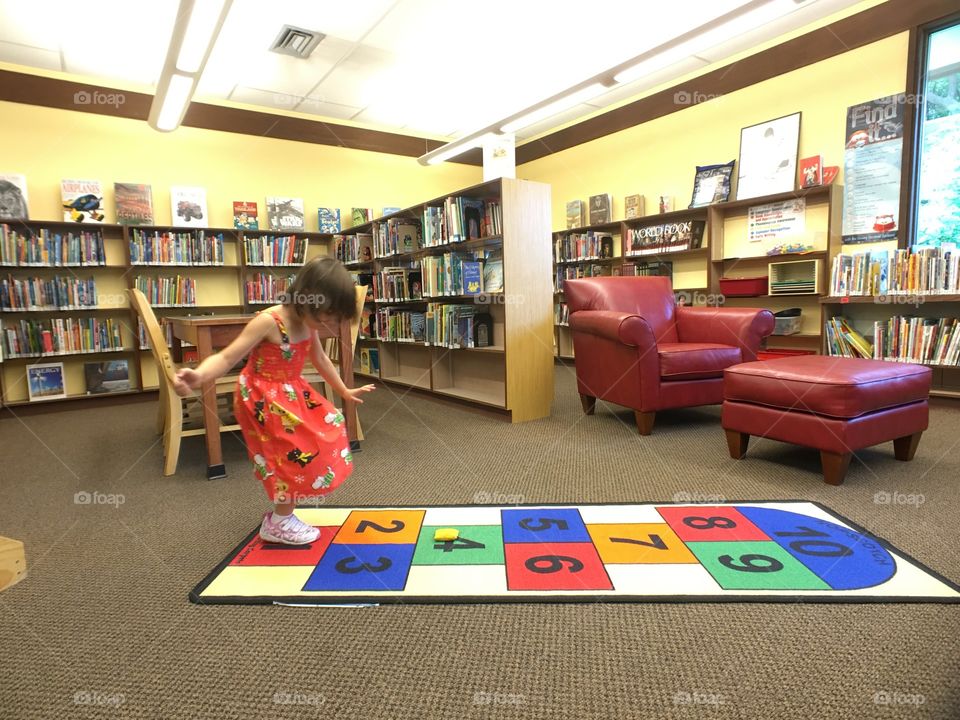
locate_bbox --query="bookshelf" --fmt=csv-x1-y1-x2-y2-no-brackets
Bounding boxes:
707,184,843,352
0,220,334,406
338,177,553,422
551,220,623,359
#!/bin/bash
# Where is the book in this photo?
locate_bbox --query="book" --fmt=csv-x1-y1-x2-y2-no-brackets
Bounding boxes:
659,195,673,214
565,200,584,229
233,201,258,230
474,312,493,348
588,193,612,225
461,198,485,239
352,208,372,226
483,258,503,293
61,179,105,223
624,194,644,220
0,173,29,220
27,362,66,400
381,207,401,216
170,186,207,227
114,183,154,225
266,197,304,231
359,348,371,374
799,155,823,188
822,166,840,185
600,235,614,259
462,261,483,295
368,347,380,373
84,360,130,394
317,208,341,233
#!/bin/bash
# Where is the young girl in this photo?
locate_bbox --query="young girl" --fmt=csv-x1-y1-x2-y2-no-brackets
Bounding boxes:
173,257,375,545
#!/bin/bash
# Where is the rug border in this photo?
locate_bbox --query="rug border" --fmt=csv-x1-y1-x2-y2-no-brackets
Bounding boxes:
188,499,960,606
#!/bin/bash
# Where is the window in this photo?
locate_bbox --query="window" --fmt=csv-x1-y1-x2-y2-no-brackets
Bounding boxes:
914,21,960,248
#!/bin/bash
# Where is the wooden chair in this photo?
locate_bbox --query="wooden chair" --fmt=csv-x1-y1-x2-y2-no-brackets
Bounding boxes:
304,285,368,441
126,289,240,475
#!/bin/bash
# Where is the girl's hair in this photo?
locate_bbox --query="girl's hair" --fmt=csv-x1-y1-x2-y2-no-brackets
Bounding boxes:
283,256,358,320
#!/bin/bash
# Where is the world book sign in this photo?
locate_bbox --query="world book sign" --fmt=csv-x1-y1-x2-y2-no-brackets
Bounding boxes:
626,220,705,256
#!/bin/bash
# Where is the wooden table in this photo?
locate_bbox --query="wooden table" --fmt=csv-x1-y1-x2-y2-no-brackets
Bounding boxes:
167,313,356,479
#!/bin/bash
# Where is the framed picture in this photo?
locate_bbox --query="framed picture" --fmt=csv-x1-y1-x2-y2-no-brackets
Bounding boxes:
689,161,735,208
27,362,66,401
736,112,802,200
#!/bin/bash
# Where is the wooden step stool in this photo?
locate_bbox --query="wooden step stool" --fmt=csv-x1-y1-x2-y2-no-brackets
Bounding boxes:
0,537,26,592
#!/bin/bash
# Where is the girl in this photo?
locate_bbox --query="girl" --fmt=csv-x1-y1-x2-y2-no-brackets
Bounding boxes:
173,257,375,545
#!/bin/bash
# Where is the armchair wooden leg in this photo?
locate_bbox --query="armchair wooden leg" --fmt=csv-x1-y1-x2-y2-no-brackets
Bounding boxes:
820,451,852,486
725,430,749,459
579,394,596,415
634,411,655,436
893,432,922,461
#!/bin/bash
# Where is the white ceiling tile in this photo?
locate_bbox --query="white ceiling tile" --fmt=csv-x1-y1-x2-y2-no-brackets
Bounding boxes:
294,97,364,120
307,44,394,108
0,41,60,71
225,0,397,44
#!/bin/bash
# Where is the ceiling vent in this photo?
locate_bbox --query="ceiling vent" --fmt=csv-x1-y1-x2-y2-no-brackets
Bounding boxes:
270,25,325,58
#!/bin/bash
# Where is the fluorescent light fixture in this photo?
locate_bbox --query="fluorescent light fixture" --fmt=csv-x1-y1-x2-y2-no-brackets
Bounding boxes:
176,0,230,73
148,0,233,132
155,74,196,131
424,133,496,165
500,83,609,133
416,0,819,165
614,0,799,84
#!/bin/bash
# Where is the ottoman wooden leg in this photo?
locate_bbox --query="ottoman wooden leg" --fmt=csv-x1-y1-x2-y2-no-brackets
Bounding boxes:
725,430,749,459
893,432,922,461
820,451,852,486
634,411,655,436
580,394,596,415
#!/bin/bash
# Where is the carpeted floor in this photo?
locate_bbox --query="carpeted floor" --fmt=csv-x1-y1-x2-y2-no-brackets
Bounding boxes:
1,366,958,719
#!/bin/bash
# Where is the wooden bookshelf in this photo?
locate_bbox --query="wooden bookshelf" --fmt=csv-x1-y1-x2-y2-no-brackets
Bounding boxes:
707,184,843,351
339,178,553,422
0,221,334,407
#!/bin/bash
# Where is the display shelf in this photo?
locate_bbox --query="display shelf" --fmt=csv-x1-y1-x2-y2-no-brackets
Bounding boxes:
1,388,143,408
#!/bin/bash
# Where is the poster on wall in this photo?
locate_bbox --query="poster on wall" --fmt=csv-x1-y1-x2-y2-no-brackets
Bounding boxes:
747,199,810,255
841,94,904,244
736,112,801,200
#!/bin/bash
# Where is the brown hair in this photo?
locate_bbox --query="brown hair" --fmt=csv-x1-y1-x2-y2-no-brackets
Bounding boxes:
283,256,358,320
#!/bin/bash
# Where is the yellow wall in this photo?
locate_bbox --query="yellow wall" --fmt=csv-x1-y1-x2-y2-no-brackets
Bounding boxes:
0,100,481,228
520,32,911,231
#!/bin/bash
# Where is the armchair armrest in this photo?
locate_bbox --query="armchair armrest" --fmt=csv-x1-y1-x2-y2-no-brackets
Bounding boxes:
569,310,656,349
676,306,775,361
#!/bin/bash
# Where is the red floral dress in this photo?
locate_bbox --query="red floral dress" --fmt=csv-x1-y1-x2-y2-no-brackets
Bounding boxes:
234,311,352,503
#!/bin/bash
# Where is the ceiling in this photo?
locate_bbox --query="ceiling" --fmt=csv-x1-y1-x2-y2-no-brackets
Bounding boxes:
0,0,869,143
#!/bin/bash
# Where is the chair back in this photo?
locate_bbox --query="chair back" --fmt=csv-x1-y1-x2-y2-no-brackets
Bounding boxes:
126,288,178,388
565,276,679,343
322,285,367,364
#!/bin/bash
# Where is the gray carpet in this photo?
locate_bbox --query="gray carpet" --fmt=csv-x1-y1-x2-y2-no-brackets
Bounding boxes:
1,366,958,719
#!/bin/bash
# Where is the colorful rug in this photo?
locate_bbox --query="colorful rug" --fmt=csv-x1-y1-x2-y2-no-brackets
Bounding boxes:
190,501,960,605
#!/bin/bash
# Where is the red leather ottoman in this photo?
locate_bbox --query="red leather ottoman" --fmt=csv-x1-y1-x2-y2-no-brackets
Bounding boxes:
722,356,931,485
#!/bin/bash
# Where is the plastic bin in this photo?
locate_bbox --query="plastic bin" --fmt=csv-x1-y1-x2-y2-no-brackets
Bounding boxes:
772,308,802,335
719,276,768,297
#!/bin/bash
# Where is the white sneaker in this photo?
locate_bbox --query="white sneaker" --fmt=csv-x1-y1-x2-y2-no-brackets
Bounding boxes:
259,511,320,545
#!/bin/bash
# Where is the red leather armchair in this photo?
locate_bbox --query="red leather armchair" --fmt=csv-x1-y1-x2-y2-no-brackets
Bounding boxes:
565,276,774,435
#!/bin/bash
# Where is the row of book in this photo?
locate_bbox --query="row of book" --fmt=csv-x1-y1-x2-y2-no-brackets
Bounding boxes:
129,230,225,265
134,275,197,307
373,267,422,303
376,307,425,343
243,235,308,266
358,346,380,375
421,250,503,297
1,275,97,311
425,303,480,348
372,218,422,258
138,319,174,350
554,232,615,262
625,220,705,257
245,273,295,305
334,234,374,265
829,245,960,296
0,226,106,266
555,303,570,326
3,317,125,357
424,198,501,247
825,315,960,366
554,264,610,292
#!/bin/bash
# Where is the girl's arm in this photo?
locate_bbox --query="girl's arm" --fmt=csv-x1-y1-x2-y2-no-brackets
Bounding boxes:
308,333,375,403
172,313,273,396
